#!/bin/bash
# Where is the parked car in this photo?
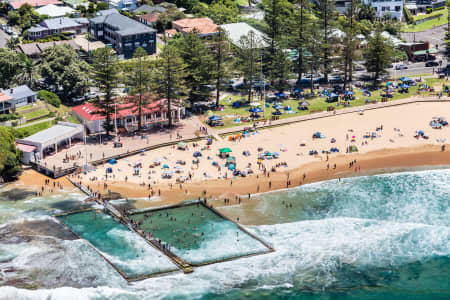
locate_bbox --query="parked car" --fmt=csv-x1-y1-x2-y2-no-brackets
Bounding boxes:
5,26,12,34
12,32,19,39
395,64,408,70
425,61,439,67
72,96,84,103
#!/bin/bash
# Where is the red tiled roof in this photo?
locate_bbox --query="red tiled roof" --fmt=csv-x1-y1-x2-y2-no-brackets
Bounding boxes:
15,143,37,152
9,0,62,9
72,97,179,122
0,93,13,103
172,18,217,35
139,13,160,23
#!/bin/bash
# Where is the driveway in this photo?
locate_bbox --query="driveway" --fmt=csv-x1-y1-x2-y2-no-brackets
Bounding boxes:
0,29,9,48
401,25,446,50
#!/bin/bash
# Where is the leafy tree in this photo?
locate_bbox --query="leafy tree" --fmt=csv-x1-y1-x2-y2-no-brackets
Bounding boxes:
8,4,45,30
262,0,291,57
124,47,155,131
211,27,232,107
171,30,214,103
18,54,34,87
39,44,91,100
316,0,338,82
0,127,21,182
235,30,262,103
0,48,24,89
155,12,171,32
90,47,120,135
363,24,392,86
358,3,376,22
96,2,109,10
7,37,20,50
7,11,20,25
152,44,186,127
205,0,239,25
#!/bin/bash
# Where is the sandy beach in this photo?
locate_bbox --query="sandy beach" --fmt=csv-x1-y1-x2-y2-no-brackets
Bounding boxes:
28,101,441,205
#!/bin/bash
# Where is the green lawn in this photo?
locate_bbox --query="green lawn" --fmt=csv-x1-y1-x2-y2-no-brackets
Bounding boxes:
22,108,50,120
401,8,447,32
206,79,447,129
236,0,250,5
15,120,56,138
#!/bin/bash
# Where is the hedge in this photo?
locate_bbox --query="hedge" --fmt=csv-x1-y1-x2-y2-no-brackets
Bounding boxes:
37,90,61,108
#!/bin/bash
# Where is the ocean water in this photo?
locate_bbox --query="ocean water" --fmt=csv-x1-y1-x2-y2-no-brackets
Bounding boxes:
0,168,449,299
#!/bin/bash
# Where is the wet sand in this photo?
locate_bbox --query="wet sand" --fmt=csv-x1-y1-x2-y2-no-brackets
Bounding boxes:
73,144,450,210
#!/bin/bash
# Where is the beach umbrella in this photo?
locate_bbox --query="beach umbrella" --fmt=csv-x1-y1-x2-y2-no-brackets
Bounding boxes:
386,82,393,86
193,151,202,157
219,148,232,153
108,159,117,165
330,93,338,98
273,104,283,110
293,87,303,93
249,102,261,107
344,91,354,95
299,101,310,106
254,107,263,113
275,92,287,98
249,107,258,113
162,164,169,169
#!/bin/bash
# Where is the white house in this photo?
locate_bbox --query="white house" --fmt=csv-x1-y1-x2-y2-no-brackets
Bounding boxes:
35,4,75,18
363,0,404,20
0,85,37,114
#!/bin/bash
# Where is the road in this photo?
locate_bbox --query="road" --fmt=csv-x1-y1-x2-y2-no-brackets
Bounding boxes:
0,29,9,48
401,25,446,49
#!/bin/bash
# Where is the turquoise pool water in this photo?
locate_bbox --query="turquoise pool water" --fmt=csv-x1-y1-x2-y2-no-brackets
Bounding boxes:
57,210,177,278
129,204,269,265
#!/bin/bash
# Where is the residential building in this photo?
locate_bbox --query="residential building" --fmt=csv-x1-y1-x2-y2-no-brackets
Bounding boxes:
16,40,81,58
132,4,166,14
0,85,37,114
363,0,404,20
220,22,268,49
107,0,137,10
89,9,157,58
72,98,185,134
8,0,63,10
398,41,438,61
138,12,160,27
63,0,85,8
172,18,218,38
28,17,88,40
35,4,75,18
405,0,446,15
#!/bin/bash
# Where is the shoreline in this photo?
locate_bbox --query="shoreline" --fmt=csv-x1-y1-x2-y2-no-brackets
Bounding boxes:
64,144,450,209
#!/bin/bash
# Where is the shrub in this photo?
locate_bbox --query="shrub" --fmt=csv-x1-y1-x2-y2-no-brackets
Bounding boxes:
403,6,415,25
37,90,61,108
426,7,433,14
0,113,20,122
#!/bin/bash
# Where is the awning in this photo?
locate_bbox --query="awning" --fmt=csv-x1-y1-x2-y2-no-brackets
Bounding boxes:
219,147,232,153
413,48,438,56
15,143,36,152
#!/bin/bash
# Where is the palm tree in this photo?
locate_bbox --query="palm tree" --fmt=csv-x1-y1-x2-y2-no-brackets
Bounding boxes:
6,37,19,50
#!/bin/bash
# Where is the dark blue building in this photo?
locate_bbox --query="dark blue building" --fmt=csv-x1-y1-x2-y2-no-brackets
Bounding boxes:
89,9,156,58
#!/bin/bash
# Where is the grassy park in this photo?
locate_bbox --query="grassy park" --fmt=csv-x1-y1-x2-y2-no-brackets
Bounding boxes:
204,78,449,128
401,8,448,32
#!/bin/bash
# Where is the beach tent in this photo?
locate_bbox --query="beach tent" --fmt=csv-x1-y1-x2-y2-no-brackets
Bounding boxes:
273,104,283,110
193,151,202,157
162,164,170,168
219,148,232,153
299,101,310,106
293,87,303,93
344,91,354,95
177,142,186,149
399,77,412,82
250,102,261,107
399,83,409,89
272,110,283,115
209,115,222,121
349,145,358,153
108,159,117,165
275,92,287,99
232,102,241,108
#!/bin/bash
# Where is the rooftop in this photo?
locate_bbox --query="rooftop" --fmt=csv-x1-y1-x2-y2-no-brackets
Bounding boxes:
139,12,160,23
1,85,36,100
35,4,74,17
17,40,81,56
9,0,62,9
22,123,83,145
0,93,13,103
90,9,156,35
133,4,166,13
220,22,267,48
172,18,218,35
